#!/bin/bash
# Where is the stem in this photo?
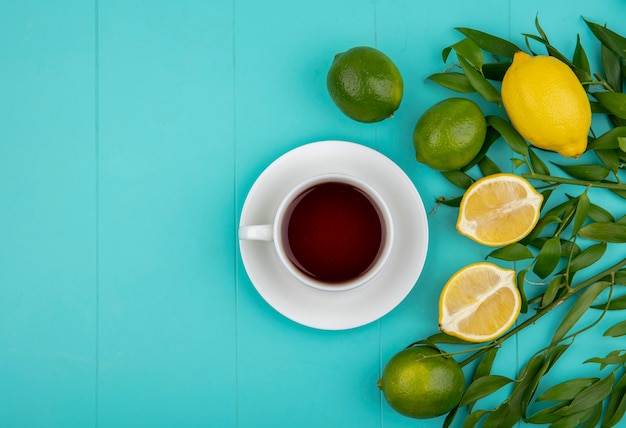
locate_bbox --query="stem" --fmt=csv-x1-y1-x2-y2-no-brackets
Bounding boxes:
559,283,614,343
593,72,615,92
459,257,626,368
523,173,626,191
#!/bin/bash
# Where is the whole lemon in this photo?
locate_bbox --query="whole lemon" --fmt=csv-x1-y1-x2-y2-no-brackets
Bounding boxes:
327,46,403,123
412,97,487,171
501,51,591,158
378,346,465,419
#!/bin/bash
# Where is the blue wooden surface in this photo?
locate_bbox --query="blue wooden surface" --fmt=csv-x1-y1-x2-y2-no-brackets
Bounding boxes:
0,1,625,427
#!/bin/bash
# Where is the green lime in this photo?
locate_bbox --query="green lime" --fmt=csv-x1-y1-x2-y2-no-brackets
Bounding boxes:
413,97,486,171
378,346,465,419
327,46,403,123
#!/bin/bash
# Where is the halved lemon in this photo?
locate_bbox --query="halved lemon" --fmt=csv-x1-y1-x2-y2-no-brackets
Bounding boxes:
457,173,543,247
439,262,521,343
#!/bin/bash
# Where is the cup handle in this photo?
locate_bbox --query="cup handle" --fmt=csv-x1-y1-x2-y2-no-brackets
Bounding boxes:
238,224,274,241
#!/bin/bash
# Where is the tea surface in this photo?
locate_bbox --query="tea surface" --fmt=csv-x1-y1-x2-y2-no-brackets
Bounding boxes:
283,182,385,283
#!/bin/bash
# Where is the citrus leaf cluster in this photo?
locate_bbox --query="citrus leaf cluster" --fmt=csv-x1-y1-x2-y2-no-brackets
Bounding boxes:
414,16,626,428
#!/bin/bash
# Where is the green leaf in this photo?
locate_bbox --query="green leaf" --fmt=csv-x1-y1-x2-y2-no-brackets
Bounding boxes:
442,45,454,63
604,320,626,337
536,193,575,218
459,375,514,408
534,14,549,40
426,332,474,345
602,43,623,93
472,347,499,382
536,377,598,402
558,239,581,258
529,148,550,175
482,402,514,428
442,170,473,189
477,156,501,177
451,38,484,68
533,236,562,279
511,158,525,169
571,192,590,237
523,33,576,70
406,339,441,351
592,293,626,310
573,34,592,87
455,27,520,58
554,373,614,417
585,350,626,368
517,268,529,313
458,56,501,103
591,100,611,114
523,215,562,245
482,62,510,81
517,354,549,419
486,115,528,155
584,18,626,58
588,202,615,222
526,402,568,424
557,202,577,236
487,243,534,261
488,353,548,427
594,148,620,175
427,72,476,93
613,115,626,128
551,281,611,345
568,242,607,275
542,276,564,308
604,396,626,428
587,126,626,150
581,403,603,428
579,222,626,243
603,372,626,428
461,410,490,428
592,92,626,119
552,405,601,428
436,195,463,207
442,406,459,428
546,343,570,372
552,162,610,181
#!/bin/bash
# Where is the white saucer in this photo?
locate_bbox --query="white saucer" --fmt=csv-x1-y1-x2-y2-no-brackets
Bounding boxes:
238,140,429,330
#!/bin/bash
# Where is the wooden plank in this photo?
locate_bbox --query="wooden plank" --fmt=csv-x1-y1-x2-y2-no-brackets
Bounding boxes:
0,1,97,426
96,0,237,425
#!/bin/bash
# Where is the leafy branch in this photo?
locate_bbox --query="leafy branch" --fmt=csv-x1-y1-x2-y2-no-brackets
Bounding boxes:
419,16,626,428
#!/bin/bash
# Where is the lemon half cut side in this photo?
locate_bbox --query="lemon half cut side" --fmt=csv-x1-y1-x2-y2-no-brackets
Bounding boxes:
439,262,521,343
457,173,543,247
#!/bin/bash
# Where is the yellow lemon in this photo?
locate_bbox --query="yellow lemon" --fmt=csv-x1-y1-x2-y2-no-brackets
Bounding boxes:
439,262,521,343
501,51,591,158
457,173,543,247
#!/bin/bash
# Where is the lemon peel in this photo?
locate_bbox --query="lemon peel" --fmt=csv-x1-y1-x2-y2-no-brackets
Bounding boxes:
501,51,591,158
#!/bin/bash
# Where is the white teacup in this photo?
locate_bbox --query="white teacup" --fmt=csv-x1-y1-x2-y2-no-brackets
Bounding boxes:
238,173,394,291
